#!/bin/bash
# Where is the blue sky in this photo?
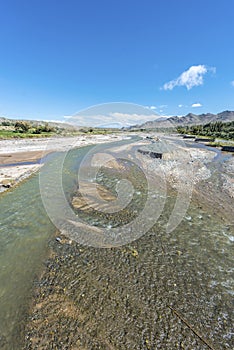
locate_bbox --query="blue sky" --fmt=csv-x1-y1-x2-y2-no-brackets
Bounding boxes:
0,0,234,125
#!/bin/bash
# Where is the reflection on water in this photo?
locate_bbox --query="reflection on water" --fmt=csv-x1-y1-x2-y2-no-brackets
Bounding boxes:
0,140,233,349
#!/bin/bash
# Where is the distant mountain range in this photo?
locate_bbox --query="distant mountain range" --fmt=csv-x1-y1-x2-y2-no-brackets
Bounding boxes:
1,110,234,131
129,110,234,130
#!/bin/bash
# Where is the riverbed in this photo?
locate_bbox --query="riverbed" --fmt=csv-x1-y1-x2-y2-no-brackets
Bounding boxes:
0,135,233,349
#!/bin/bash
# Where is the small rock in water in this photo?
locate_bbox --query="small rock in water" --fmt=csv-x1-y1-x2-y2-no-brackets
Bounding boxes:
2,183,11,188
131,249,138,257
151,194,158,199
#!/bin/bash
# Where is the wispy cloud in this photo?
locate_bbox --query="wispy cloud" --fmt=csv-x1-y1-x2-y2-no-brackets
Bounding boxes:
146,105,167,111
162,65,215,90
178,104,183,108
43,119,67,124
67,103,161,127
63,115,74,119
109,112,160,125
191,103,202,108
67,112,161,127
231,80,234,87
145,105,157,110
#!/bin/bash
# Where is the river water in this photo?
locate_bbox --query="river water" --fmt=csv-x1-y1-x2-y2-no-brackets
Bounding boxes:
0,144,94,348
0,171,53,347
0,139,233,349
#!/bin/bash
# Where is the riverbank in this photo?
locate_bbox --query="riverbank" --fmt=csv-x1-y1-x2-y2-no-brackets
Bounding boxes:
0,134,126,193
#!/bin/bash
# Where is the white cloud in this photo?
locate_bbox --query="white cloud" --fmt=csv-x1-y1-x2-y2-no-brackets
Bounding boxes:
109,112,160,125
68,103,161,127
178,104,183,108
162,65,215,90
145,105,157,110
191,103,202,108
67,112,161,127
231,80,234,87
146,105,167,110
63,115,74,119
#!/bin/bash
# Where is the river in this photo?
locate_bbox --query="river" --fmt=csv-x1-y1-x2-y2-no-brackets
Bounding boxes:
0,138,233,349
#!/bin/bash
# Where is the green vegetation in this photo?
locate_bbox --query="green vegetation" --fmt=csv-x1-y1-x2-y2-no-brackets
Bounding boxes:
80,128,119,134
0,120,58,139
1,120,12,126
0,119,121,139
129,127,177,133
15,121,31,132
0,129,55,139
177,121,234,141
32,123,55,134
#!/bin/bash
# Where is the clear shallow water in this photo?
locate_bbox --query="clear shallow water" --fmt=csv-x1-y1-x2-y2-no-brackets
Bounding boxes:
22,194,234,349
0,139,136,348
0,170,54,347
0,146,90,348
0,139,233,349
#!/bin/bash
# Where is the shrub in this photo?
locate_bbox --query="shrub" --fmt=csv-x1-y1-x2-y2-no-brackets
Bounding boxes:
14,121,31,132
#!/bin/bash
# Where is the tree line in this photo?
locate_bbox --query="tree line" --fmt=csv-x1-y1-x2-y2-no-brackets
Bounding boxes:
177,121,234,140
1,120,56,134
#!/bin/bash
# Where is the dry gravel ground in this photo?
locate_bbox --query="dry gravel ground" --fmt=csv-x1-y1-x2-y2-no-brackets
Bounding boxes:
0,135,124,154
0,134,126,193
222,157,234,198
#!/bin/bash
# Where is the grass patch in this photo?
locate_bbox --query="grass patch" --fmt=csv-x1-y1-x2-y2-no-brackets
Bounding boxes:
0,130,57,139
